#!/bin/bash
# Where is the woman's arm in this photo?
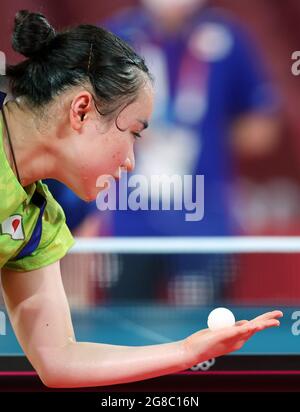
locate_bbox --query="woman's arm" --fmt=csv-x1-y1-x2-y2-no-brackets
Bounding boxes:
1,262,282,388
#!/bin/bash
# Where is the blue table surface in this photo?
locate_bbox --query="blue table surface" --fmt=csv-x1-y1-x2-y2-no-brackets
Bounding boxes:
0,305,299,355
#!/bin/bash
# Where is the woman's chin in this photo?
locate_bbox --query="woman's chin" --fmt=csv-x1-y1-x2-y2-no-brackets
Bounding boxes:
76,189,98,202
84,193,98,202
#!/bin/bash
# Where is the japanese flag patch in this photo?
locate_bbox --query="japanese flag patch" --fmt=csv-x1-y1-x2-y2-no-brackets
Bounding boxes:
1,215,25,240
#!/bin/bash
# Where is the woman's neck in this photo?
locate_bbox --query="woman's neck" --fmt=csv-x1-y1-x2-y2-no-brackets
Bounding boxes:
1,100,56,187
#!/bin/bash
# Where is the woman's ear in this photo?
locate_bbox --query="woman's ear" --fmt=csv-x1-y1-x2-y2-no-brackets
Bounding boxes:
70,92,92,130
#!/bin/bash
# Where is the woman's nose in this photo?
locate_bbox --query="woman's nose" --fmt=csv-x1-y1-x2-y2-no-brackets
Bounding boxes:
122,155,135,172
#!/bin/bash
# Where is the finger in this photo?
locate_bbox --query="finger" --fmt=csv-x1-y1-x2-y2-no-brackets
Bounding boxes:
251,319,280,332
237,319,281,345
235,318,280,337
251,311,283,323
235,313,281,329
213,317,280,342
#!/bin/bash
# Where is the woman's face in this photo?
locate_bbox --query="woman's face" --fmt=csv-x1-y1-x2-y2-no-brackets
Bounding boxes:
65,80,154,201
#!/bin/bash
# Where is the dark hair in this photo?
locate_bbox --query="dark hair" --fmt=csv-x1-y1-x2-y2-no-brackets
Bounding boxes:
7,10,151,118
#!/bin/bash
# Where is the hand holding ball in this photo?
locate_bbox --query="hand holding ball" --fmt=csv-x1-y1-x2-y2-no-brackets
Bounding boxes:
207,308,236,331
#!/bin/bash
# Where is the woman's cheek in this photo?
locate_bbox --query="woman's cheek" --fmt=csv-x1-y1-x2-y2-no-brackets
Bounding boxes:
96,153,121,176
90,137,130,177
109,142,132,172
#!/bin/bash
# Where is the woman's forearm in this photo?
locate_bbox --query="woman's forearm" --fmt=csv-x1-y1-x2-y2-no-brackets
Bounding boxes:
3,264,283,389
37,339,192,388
1,264,194,389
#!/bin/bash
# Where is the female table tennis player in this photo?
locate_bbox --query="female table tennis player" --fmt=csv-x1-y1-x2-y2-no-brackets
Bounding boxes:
0,10,282,388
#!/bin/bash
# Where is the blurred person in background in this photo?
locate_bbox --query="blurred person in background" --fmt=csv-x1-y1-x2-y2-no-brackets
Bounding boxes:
102,0,280,304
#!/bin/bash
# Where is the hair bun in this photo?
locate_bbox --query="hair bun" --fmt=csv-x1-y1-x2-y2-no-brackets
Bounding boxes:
12,10,56,58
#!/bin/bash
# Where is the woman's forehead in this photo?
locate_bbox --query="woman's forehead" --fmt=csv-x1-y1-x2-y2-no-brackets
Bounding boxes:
133,82,154,114
120,83,154,123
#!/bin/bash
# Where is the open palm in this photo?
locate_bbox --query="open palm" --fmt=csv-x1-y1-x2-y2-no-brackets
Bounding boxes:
184,310,283,365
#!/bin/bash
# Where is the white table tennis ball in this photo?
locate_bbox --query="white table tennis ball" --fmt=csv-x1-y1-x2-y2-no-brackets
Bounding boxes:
207,307,236,331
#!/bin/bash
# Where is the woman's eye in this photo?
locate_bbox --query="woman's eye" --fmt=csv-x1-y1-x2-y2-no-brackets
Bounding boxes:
132,132,142,140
